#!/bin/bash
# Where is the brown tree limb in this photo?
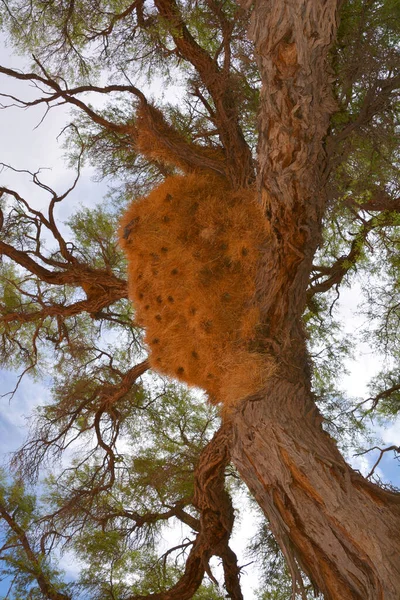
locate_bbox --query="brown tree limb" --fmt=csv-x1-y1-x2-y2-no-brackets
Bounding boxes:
355,445,400,480
217,543,244,600
0,238,127,294
1,161,83,266
0,63,145,134
204,0,236,72
0,501,71,600
85,0,145,39
322,74,400,187
367,382,400,411
308,210,400,300
0,177,128,310
95,502,200,533
347,192,400,214
0,64,228,178
12,360,149,482
123,423,242,600
330,74,400,147
0,295,128,324
134,102,226,176
153,0,254,186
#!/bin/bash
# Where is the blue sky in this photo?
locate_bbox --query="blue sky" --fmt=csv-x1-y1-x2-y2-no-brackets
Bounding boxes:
0,371,46,456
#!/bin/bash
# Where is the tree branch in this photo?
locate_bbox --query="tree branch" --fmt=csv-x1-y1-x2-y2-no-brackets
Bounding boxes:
12,360,149,482
134,102,226,176
367,382,400,411
124,422,242,600
0,501,71,600
95,502,200,533
0,62,145,134
330,74,400,147
355,445,400,480
0,64,229,178
153,0,254,186
0,238,127,293
308,209,400,300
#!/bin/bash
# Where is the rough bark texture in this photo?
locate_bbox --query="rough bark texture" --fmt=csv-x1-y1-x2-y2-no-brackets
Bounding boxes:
231,381,400,599
126,424,243,600
247,0,338,335
228,1,400,598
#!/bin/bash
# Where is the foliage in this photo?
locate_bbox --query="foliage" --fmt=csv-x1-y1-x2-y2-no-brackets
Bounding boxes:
0,0,399,597
0,471,74,600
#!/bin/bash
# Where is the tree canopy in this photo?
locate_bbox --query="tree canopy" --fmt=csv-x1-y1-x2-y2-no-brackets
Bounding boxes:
0,0,399,598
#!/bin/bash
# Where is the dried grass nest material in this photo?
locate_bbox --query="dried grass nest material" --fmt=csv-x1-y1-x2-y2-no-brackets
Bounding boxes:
119,173,273,404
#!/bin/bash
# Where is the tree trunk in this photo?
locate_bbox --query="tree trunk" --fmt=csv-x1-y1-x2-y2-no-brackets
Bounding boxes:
227,2,400,598
230,371,400,599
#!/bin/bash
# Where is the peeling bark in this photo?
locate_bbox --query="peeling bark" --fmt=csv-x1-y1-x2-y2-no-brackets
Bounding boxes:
227,1,400,599
248,0,339,337
231,379,400,599
126,424,242,600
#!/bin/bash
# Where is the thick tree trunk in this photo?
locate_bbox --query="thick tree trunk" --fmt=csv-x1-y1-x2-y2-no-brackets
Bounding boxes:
227,2,400,598
246,0,339,336
230,375,400,599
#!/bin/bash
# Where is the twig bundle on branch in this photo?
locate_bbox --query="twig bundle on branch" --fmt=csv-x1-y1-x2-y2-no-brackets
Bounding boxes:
120,173,272,404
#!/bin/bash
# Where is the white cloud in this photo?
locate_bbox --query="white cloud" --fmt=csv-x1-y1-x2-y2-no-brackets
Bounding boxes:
378,418,400,447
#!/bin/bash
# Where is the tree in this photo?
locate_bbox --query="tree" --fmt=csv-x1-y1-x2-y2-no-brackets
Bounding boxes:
0,0,399,598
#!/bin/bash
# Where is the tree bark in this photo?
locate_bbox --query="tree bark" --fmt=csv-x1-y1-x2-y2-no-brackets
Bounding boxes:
227,1,400,598
230,376,400,599
245,0,339,337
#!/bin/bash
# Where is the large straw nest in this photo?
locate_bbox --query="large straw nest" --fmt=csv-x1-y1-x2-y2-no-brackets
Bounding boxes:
120,173,273,404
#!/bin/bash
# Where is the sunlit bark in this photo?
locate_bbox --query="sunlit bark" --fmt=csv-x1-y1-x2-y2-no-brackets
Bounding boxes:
229,1,400,598
231,377,400,599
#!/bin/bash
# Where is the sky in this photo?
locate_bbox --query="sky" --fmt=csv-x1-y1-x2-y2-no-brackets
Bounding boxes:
0,32,399,600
